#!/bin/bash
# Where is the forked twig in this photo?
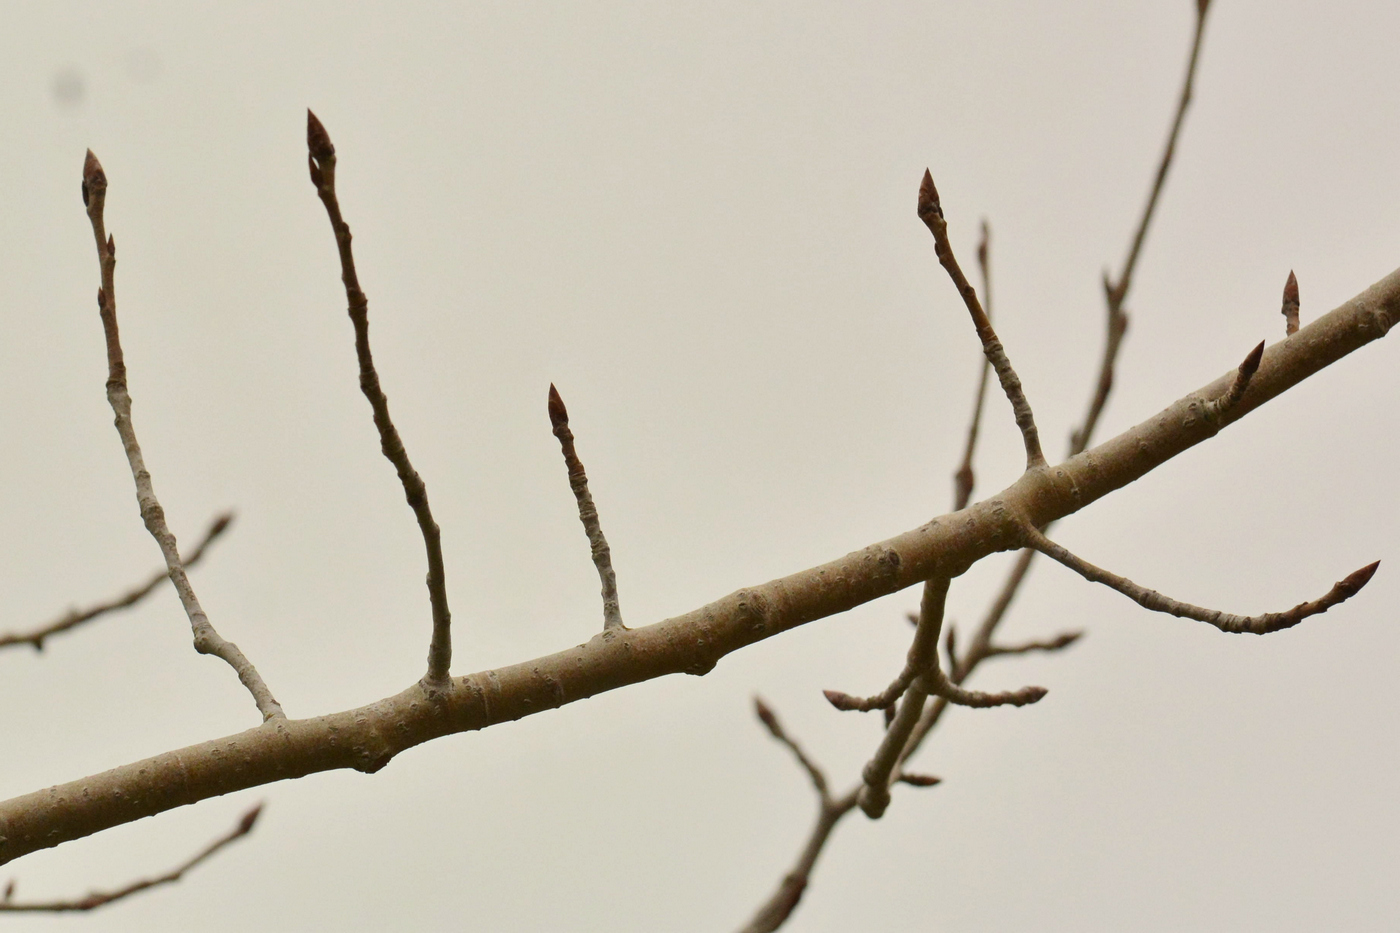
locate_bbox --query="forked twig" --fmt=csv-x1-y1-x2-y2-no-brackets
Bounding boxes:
82,151,283,722
1020,522,1378,635
0,804,262,913
0,512,231,652
306,110,454,687
919,173,1045,470
548,385,625,631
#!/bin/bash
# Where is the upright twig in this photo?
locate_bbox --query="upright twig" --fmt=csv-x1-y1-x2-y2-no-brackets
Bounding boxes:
919,174,1046,470
953,220,995,510
548,385,625,631
81,151,283,722
1282,270,1301,336
0,804,261,913
0,512,231,652
305,110,454,687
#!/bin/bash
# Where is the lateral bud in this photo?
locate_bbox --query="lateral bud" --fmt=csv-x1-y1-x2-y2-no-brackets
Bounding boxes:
1281,270,1300,336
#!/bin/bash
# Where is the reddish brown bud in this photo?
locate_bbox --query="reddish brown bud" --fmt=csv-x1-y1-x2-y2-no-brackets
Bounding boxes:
107,233,115,258
1338,561,1380,597
1239,340,1265,380
899,773,942,787
81,149,106,207
237,802,264,835
917,168,941,219
753,696,780,735
306,109,336,161
547,383,569,431
1281,270,1301,336
822,689,858,711
96,287,105,310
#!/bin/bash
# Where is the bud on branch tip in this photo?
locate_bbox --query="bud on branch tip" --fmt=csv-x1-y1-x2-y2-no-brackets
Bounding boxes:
547,383,569,431
306,109,335,161
917,168,941,219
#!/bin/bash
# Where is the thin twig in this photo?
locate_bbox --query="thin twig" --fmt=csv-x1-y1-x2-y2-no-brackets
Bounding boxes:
923,667,1046,709
754,697,829,802
953,220,995,510
0,804,261,913
0,512,231,652
919,173,1045,470
306,110,454,687
1020,523,1378,635
82,151,283,722
1282,270,1301,336
736,790,859,933
548,385,624,631
984,631,1083,658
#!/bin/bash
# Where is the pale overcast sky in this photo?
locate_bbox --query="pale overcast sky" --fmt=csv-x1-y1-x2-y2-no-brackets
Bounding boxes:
0,2,1397,931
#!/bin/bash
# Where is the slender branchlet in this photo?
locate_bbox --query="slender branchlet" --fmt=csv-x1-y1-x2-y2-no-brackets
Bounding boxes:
82,151,283,722
305,110,454,687
548,384,625,631
736,788,859,933
984,631,1083,658
0,513,231,652
1020,522,1378,635
919,172,1046,470
1202,340,1265,421
1282,270,1301,336
921,667,1046,709
0,804,261,913
754,697,828,802
953,220,996,509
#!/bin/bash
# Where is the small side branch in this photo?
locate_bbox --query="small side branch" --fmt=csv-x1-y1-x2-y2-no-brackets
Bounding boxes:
984,630,1083,658
82,151,283,722
919,172,1045,470
953,220,996,510
1021,523,1379,635
1282,270,1301,336
306,111,454,686
0,512,231,652
735,789,858,933
754,697,828,802
548,385,624,631
0,804,261,913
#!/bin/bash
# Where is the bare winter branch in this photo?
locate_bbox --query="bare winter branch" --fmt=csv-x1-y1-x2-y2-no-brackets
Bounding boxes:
306,110,454,687
1020,523,1379,635
549,384,624,631
919,172,1046,470
0,512,231,653
82,151,283,723
0,804,261,914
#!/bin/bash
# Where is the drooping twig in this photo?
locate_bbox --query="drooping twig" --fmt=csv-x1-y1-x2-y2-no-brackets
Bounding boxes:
919,173,1046,470
306,110,454,687
82,151,283,722
0,804,261,913
953,220,996,510
548,385,624,631
0,512,231,652
1020,522,1378,635
1282,270,1301,336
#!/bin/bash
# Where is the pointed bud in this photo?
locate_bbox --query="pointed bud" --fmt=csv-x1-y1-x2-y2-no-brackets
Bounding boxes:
899,773,942,787
977,220,989,269
96,287,105,310
306,110,335,161
753,696,780,736
210,512,235,536
1196,0,1211,18
917,169,941,219
822,689,859,712
82,149,106,206
1337,561,1380,597
107,233,115,258
547,383,569,431
1239,341,1265,380
237,802,264,835
1281,270,1300,336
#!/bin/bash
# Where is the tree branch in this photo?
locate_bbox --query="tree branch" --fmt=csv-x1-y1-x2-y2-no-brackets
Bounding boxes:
0,512,231,652
82,151,283,723
0,804,261,913
306,111,455,688
0,264,1393,866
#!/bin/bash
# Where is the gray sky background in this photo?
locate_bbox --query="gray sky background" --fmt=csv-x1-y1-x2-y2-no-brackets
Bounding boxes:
0,2,1397,930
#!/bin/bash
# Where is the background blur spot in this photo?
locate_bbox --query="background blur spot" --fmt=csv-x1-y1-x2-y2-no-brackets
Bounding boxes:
125,47,161,83
50,67,84,107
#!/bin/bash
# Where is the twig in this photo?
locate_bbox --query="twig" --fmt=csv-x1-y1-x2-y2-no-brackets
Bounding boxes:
548,385,625,631
736,789,859,933
984,630,1082,658
919,174,1045,470
82,151,284,722
0,804,261,913
754,697,828,802
923,667,1046,709
306,110,454,687
953,220,995,510
1282,270,1301,336
0,512,231,652
1020,522,1378,635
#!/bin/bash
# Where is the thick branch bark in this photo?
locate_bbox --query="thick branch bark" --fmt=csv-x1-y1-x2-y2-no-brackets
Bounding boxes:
0,268,1394,866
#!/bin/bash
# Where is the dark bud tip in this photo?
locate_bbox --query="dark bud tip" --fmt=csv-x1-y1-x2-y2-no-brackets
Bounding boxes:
1283,270,1299,307
237,802,265,835
107,234,115,258
1339,560,1381,596
977,220,989,267
753,696,779,734
96,287,105,310
1197,0,1212,17
917,168,941,218
1024,686,1049,703
905,611,919,627
81,150,107,205
210,512,235,536
1054,631,1084,648
306,109,336,161
822,689,857,711
547,383,569,430
900,773,942,787
1240,340,1265,378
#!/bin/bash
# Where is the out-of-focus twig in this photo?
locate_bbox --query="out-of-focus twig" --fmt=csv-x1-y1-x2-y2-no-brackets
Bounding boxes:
306,110,454,687
549,385,625,631
953,220,995,510
0,804,262,913
82,150,283,722
0,513,231,652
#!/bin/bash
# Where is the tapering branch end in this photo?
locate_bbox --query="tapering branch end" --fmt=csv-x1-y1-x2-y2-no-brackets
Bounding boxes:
547,383,569,432
822,689,859,712
306,109,336,161
754,696,780,736
917,168,941,220
236,802,264,835
1338,560,1380,597
81,150,106,208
